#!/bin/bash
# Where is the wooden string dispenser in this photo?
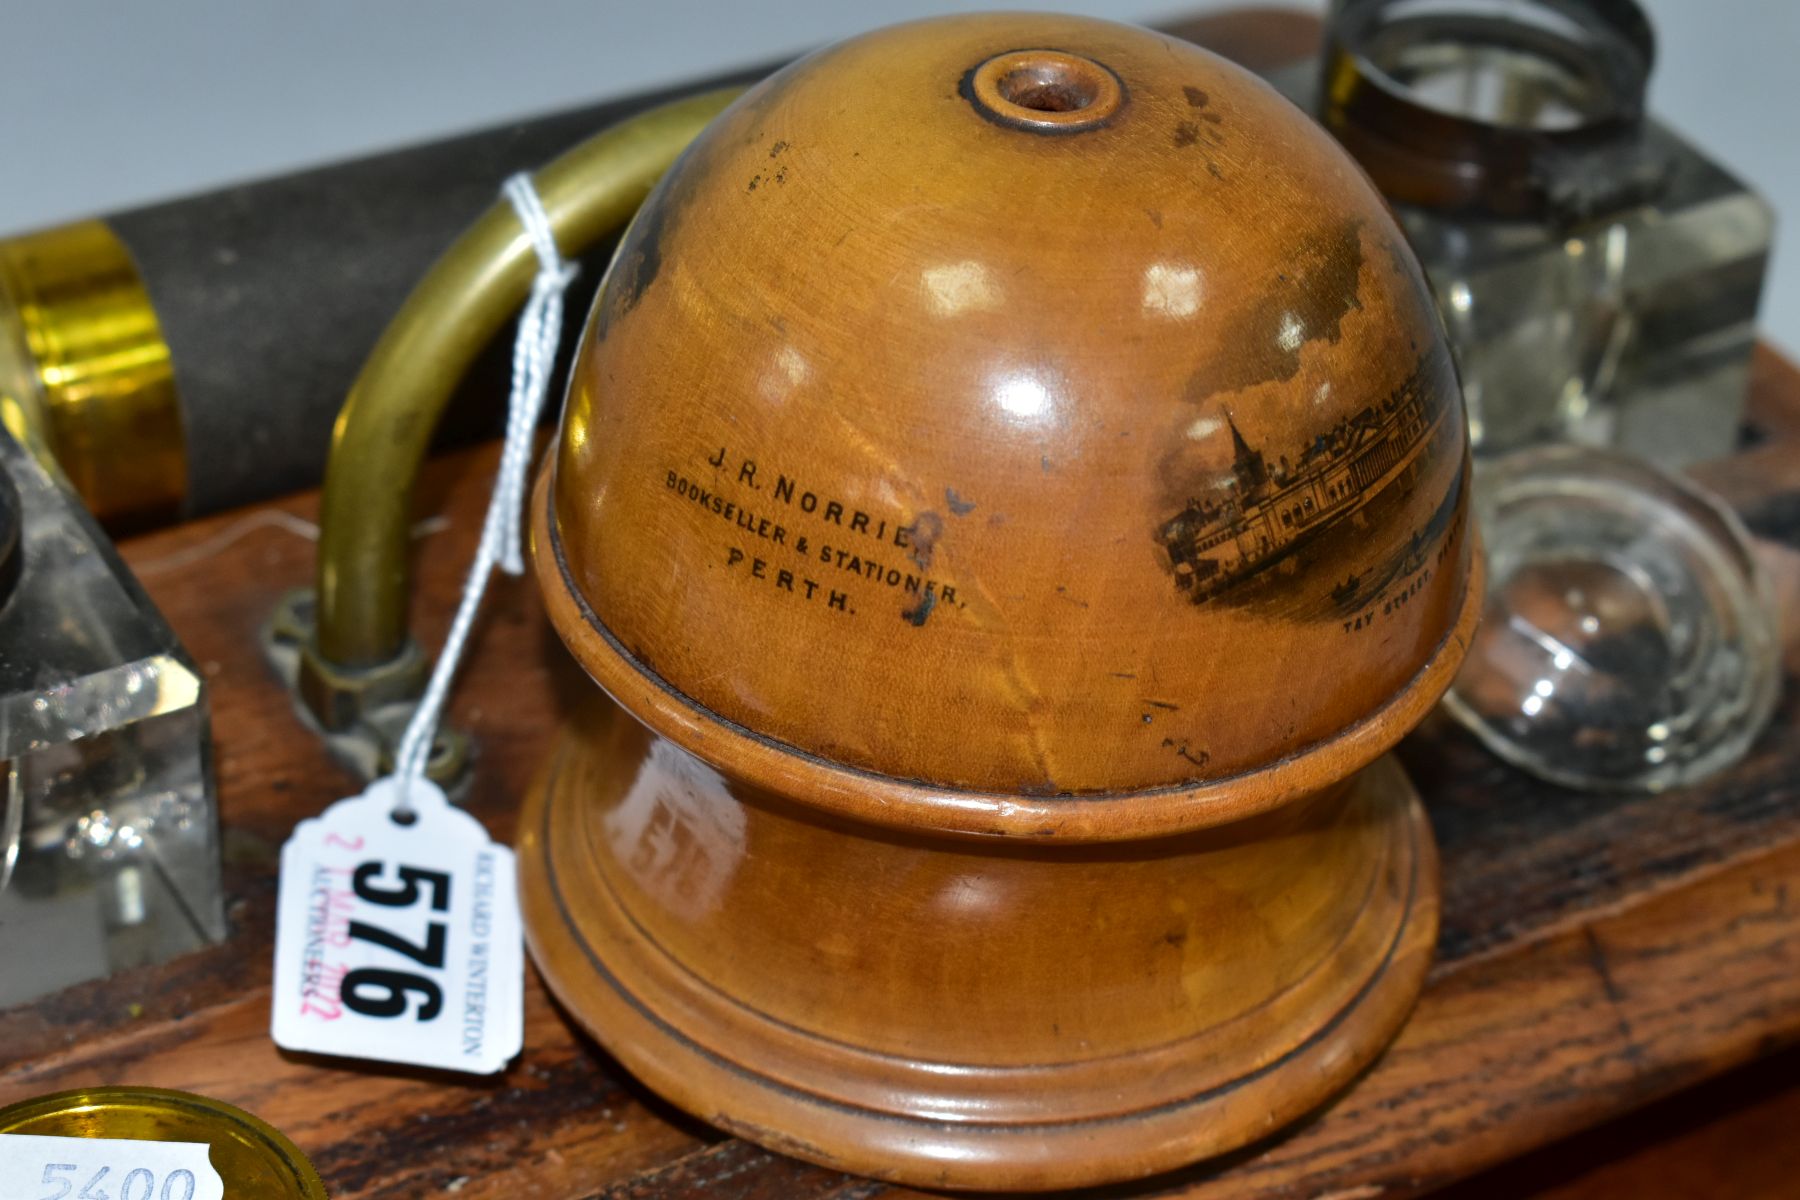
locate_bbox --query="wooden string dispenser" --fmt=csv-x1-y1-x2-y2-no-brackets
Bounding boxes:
522,12,1482,1189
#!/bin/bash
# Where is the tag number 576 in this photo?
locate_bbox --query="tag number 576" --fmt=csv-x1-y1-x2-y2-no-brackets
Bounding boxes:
341,861,452,1022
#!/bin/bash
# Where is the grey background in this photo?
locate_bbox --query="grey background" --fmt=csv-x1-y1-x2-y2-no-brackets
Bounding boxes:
4,0,1795,353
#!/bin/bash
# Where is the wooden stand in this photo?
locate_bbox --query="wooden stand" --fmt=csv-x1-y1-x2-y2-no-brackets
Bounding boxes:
0,14,1796,1200
521,704,1439,1190
0,349,1794,1199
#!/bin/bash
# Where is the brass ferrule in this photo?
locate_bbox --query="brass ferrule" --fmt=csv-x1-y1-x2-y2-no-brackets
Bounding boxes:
0,1086,328,1199
0,220,186,525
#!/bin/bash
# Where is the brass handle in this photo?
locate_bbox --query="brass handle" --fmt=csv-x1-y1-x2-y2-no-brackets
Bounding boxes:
303,88,741,717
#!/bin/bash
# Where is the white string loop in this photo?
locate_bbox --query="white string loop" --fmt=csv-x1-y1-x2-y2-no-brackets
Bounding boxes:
392,173,576,814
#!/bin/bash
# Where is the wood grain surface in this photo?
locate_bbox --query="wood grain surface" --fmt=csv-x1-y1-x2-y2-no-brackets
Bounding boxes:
0,349,1793,1198
1439,1043,1800,1200
3,14,1798,1200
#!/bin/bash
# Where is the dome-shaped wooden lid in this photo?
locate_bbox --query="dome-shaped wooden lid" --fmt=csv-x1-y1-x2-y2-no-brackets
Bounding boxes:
540,12,1480,837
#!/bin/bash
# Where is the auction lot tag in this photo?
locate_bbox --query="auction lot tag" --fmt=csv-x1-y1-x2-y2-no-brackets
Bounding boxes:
0,1135,223,1200
271,778,522,1074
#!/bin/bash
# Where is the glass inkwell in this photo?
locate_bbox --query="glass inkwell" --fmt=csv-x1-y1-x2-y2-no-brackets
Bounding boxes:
1270,0,1783,790
1273,0,1774,467
0,417,225,1005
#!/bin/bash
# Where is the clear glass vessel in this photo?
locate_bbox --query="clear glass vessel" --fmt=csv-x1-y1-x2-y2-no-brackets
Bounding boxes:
1401,136,1774,466
0,426,223,1006
1444,447,1779,791
1270,0,1774,468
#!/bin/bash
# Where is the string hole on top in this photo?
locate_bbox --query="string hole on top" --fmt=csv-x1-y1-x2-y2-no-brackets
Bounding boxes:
968,50,1124,132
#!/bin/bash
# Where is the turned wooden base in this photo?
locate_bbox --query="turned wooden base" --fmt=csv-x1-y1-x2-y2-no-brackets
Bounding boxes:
518,702,1440,1192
